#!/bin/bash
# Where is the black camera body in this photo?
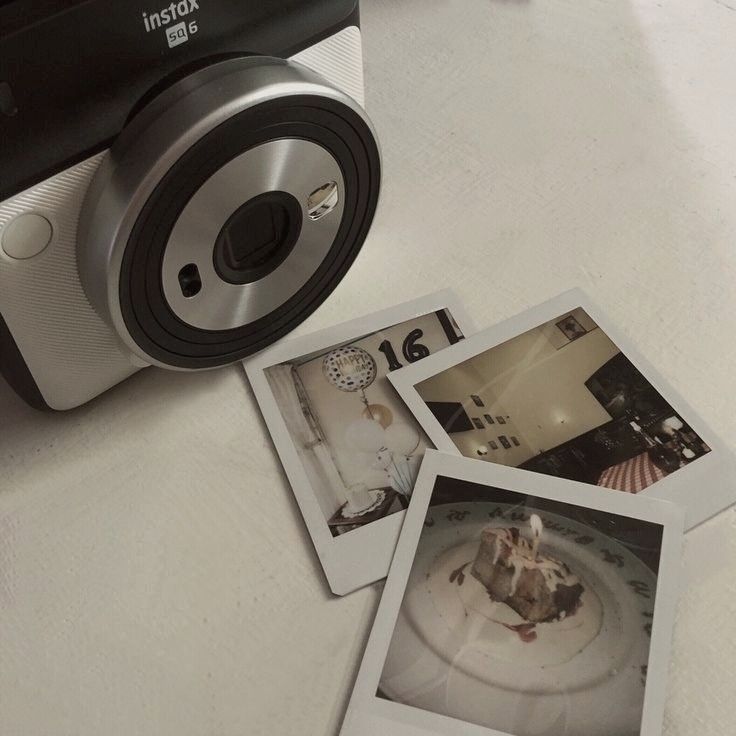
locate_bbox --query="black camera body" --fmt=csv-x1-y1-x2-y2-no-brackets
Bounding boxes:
0,0,380,409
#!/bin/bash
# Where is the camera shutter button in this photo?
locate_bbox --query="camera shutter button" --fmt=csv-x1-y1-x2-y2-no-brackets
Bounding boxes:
1,213,53,259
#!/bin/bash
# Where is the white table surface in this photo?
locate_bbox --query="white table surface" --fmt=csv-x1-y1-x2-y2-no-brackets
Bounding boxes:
2,1,736,734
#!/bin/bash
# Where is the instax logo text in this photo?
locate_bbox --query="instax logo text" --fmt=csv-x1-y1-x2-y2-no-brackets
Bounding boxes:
142,0,199,32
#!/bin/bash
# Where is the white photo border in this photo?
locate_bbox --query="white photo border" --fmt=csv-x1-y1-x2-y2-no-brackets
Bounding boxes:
339,450,684,736
244,290,476,595
387,288,736,530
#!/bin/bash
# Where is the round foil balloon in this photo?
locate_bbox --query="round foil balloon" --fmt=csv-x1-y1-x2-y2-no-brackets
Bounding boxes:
362,403,393,429
384,422,421,456
345,418,386,453
322,346,377,392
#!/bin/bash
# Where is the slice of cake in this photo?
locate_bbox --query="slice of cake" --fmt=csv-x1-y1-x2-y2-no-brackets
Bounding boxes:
470,525,583,623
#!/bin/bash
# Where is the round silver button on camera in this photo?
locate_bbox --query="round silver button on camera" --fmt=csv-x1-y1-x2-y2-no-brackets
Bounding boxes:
2,213,52,259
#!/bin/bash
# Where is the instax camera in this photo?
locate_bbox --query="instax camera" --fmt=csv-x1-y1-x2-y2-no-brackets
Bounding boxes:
0,0,380,410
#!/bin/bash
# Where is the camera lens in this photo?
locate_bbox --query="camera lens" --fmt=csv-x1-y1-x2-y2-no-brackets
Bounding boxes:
213,191,301,285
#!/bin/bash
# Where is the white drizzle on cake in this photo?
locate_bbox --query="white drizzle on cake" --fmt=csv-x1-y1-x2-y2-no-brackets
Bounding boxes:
486,517,580,598
470,514,585,624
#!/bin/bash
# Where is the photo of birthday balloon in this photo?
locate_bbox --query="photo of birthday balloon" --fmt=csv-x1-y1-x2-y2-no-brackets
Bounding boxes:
263,309,465,536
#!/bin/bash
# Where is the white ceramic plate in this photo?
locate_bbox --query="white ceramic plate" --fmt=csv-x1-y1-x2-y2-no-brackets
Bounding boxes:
380,502,657,736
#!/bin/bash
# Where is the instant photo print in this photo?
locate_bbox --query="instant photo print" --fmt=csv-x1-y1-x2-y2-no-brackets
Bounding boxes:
340,451,684,736
388,289,735,530
245,291,475,594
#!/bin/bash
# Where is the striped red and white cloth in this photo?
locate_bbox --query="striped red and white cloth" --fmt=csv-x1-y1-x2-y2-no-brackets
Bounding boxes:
597,452,669,493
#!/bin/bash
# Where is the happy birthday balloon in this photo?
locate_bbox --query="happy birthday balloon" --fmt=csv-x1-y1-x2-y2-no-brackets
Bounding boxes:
322,346,377,392
362,403,393,429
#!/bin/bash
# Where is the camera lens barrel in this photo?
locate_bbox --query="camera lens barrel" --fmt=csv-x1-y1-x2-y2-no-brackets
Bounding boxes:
78,56,380,369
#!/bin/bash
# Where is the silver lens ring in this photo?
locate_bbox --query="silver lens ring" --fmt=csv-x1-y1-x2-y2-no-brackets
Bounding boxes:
78,56,380,369
161,139,344,331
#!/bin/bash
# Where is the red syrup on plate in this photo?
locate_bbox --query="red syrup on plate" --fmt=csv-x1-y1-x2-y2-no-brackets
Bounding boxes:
502,622,538,643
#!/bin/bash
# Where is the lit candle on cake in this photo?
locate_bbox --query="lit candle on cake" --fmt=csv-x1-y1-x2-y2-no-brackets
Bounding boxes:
530,513,543,560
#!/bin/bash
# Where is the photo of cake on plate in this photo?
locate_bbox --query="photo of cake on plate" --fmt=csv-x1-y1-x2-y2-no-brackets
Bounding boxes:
378,475,665,736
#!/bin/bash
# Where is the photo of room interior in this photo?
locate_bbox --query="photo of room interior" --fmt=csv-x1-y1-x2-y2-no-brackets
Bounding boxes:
264,310,464,536
415,308,710,493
